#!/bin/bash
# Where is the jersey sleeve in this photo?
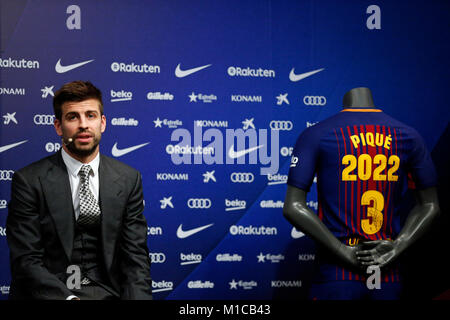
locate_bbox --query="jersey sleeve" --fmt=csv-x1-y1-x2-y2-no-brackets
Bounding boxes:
287,127,321,192
406,129,437,189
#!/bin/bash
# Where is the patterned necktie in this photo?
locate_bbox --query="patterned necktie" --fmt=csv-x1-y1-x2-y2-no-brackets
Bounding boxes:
77,164,101,227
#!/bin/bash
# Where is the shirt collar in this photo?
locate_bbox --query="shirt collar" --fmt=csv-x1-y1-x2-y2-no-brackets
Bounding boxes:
61,148,100,179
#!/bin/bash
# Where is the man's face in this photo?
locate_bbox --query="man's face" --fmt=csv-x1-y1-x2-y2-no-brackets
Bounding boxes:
54,99,106,159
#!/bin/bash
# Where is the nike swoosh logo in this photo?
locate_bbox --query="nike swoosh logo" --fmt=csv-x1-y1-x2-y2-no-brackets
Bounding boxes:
291,227,305,239
289,68,324,82
111,142,149,157
55,58,94,73
175,63,212,78
0,140,28,153
228,144,263,159
177,223,214,239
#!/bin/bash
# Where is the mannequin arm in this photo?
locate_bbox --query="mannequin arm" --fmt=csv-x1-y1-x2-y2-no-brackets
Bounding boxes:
356,187,440,268
283,185,362,270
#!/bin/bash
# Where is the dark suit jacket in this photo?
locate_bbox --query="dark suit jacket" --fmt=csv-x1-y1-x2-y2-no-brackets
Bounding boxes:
6,151,152,300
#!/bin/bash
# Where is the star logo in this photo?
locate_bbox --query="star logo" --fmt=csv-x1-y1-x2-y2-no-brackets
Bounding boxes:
257,253,266,263
203,170,216,183
3,112,18,125
276,93,289,105
153,117,163,128
229,279,238,290
242,118,255,130
41,85,54,98
160,197,174,209
189,92,198,102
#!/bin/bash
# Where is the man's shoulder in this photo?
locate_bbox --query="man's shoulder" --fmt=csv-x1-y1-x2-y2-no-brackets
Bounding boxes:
15,153,61,178
100,154,140,176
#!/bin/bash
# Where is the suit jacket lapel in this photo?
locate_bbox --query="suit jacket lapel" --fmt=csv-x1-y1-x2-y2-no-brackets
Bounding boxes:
98,155,123,271
40,151,75,262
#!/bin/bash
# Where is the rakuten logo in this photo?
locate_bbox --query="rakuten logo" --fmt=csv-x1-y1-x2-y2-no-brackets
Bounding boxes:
166,144,215,155
0,57,39,69
228,66,275,78
111,62,160,73
229,225,277,236
45,142,61,153
147,226,163,236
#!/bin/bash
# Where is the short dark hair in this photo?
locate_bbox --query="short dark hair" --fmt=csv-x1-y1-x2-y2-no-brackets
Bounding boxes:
53,81,103,120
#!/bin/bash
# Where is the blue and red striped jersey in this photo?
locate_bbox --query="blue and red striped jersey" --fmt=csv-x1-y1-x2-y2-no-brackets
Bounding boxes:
287,108,437,282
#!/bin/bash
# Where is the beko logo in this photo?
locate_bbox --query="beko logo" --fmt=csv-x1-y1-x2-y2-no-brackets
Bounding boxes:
267,173,287,185
230,172,254,183
0,57,39,69
187,198,211,209
0,200,7,209
0,88,25,95
111,118,139,126
0,170,14,181
110,90,132,102
34,114,55,125
149,252,166,263
303,96,326,106
147,92,174,100
228,66,275,78
152,280,173,293
188,281,214,289
231,95,262,103
195,120,228,128
229,225,277,236
216,254,243,262
180,253,202,265
269,120,293,131
260,200,284,208
225,199,246,211
0,226,6,236
111,62,160,73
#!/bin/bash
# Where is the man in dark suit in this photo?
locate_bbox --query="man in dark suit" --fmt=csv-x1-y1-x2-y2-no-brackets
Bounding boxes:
6,81,152,300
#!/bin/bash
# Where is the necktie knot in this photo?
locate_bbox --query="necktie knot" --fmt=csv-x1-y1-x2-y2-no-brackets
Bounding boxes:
79,164,92,180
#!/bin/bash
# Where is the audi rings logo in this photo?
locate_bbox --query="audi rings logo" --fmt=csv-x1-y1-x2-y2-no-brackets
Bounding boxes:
149,252,166,264
187,198,212,209
0,170,14,181
230,172,254,183
269,120,293,131
303,96,326,106
34,114,55,125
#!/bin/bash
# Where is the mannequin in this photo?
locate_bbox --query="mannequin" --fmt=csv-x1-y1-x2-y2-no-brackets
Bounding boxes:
283,87,440,298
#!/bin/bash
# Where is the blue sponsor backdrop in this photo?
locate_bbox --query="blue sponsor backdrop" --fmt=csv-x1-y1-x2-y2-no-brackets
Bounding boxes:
0,0,449,299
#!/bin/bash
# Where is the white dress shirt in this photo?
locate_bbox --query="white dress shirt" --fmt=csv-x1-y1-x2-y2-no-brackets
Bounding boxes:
61,148,100,220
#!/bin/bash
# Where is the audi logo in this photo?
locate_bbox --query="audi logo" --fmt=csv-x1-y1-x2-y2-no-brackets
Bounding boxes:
34,114,55,125
269,120,293,131
303,96,326,106
149,252,166,263
0,170,14,181
187,198,212,209
230,172,254,183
